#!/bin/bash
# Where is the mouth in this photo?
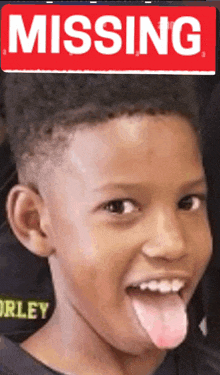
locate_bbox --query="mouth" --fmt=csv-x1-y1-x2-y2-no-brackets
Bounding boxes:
127,278,186,295
125,277,189,350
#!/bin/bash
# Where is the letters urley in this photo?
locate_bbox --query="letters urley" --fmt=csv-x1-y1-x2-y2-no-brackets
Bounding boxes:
0,299,49,320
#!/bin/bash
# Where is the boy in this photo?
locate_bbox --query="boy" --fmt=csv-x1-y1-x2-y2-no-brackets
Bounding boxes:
0,74,218,374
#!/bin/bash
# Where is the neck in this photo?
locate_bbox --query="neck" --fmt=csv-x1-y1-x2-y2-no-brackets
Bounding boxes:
21,300,166,375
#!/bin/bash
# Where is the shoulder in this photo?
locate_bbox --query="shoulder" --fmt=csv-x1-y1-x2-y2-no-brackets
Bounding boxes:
0,335,61,375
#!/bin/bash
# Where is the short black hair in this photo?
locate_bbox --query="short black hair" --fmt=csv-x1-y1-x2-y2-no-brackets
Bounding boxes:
5,74,199,183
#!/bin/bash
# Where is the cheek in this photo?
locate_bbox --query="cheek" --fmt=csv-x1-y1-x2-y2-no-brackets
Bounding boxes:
89,223,143,277
48,211,125,290
189,217,212,272
47,211,97,292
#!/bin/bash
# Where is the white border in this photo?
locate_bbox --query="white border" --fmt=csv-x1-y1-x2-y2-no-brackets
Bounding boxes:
4,70,216,75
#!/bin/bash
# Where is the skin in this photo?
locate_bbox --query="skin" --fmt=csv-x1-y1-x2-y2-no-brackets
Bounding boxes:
7,113,212,375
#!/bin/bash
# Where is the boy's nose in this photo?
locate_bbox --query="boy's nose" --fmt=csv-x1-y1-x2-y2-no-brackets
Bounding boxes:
141,209,187,262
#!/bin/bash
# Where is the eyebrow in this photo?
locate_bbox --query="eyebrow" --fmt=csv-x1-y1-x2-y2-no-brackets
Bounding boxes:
94,177,207,192
180,176,207,191
94,183,142,192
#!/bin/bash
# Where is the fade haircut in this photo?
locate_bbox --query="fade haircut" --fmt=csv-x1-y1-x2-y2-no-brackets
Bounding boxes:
5,74,200,185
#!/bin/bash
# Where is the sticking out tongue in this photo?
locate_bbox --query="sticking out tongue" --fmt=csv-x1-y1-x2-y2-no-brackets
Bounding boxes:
132,293,188,349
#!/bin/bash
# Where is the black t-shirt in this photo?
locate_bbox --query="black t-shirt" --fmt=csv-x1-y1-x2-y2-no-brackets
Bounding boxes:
0,225,54,341
0,335,220,375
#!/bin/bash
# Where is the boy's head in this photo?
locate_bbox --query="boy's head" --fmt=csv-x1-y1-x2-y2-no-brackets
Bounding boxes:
5,74,212,357
5,74,200,185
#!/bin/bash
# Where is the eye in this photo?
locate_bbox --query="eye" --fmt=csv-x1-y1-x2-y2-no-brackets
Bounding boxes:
178,195,205,211
103,199,138,215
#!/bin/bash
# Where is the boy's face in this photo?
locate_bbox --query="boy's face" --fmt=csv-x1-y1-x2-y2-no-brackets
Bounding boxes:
38,114,212,354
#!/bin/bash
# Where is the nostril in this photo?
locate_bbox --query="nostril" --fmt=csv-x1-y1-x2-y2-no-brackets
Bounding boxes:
141,242,186,261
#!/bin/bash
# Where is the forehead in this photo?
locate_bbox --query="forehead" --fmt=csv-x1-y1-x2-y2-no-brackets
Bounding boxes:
71,113,200,167
39,113,203,197
72,113,198,151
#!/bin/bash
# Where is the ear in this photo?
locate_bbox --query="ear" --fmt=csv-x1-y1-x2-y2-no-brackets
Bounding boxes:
6,185,53,257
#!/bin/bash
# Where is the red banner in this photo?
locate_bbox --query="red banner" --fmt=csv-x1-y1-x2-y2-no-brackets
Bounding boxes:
1,4,216,74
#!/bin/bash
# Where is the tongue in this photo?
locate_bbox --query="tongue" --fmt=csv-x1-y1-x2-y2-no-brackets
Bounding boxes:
132,293,188,349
